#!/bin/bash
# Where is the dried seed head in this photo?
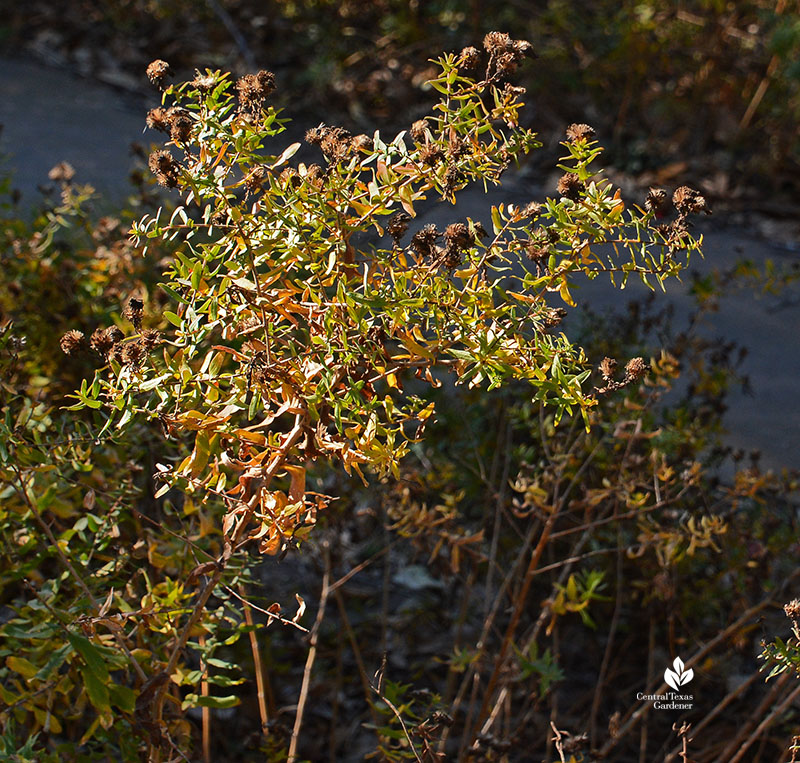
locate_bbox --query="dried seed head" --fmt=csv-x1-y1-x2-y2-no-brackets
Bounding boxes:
785,599,800,621
419,143,444,166
410,224,440,259
444,222,473,250
447,136,470,160
304,164,324,187
48,161,75,184
387,212,411,241
443,165,464,195
524,240,548,262
565,123,596,143
121,341,146,369
557,172,584,201
145,107,171,133
599,356,617,381
91,326,123,357
473,221,488,239
624,357,649,381
191,70,216,92
124,298,144,330
410,119,429,143
495,52,520,76
458,46,481,69
60,330,85,355
352,134,373,152
244,166,267,192
279,166,301,188
483,31,513,56
236,70,276,115
442,244,462,270
140,329,163,350
541,307,567,328
672,186,711,215
148,149,180,188
167,107,193,143
645,187,669,214
305,124,325,146
146,59,171,87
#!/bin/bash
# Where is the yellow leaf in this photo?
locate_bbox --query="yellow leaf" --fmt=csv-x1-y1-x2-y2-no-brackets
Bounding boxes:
6,655,38,679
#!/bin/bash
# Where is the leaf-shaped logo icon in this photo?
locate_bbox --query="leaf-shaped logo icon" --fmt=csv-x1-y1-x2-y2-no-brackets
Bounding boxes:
664,657,694,691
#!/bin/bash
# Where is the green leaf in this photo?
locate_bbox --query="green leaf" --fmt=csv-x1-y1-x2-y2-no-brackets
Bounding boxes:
181,693,241,710
79,662,111,713
108,683,136,712
68,632,110,682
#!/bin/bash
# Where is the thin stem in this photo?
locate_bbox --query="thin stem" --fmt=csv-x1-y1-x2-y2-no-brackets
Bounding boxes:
288,541,331,762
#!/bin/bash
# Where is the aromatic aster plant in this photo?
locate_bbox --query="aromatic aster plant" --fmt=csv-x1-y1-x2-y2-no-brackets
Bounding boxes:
61,32,709,756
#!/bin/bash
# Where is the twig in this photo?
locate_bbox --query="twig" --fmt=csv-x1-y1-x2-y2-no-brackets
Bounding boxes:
239,584,270,735
371,657,424,763
288,541,332,763
333,585,383,730
199,633,210,763
550,721,567,763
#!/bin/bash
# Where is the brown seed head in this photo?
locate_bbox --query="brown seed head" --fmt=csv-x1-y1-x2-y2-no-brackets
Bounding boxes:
565,123,596,143
91,326,122,357
191,70,216,92
236,70,276,114
442,244,462,270
352,134,373,152
645,187,669,214
447,137,470,160
121,341,146,369
513,39,535,59
141,329,163,350
145,107,171,133
444,222,473,250
483,32,513,56
599,357,617,381
524,240,548,262
60,330,85,355
624,357,649,381
148,149,180,188
49,162,75,184
522,201,542,218
410,119,429,143
387,212,411,241
785,599,800,621
124,298,144,330
541,307,567,328
443,165,464,195
557,172,584,201
146,60,171,87
458,46,481,69
672,186,711,215
305,125,325,145
410,224,440,259
419,143,444,166
244,166,267,192
495,52,520,76
167,107,193,143
279,166,300,188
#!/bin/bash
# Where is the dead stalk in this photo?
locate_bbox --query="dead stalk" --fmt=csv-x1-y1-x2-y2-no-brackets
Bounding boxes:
240,585,270,735
288,541,332,763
